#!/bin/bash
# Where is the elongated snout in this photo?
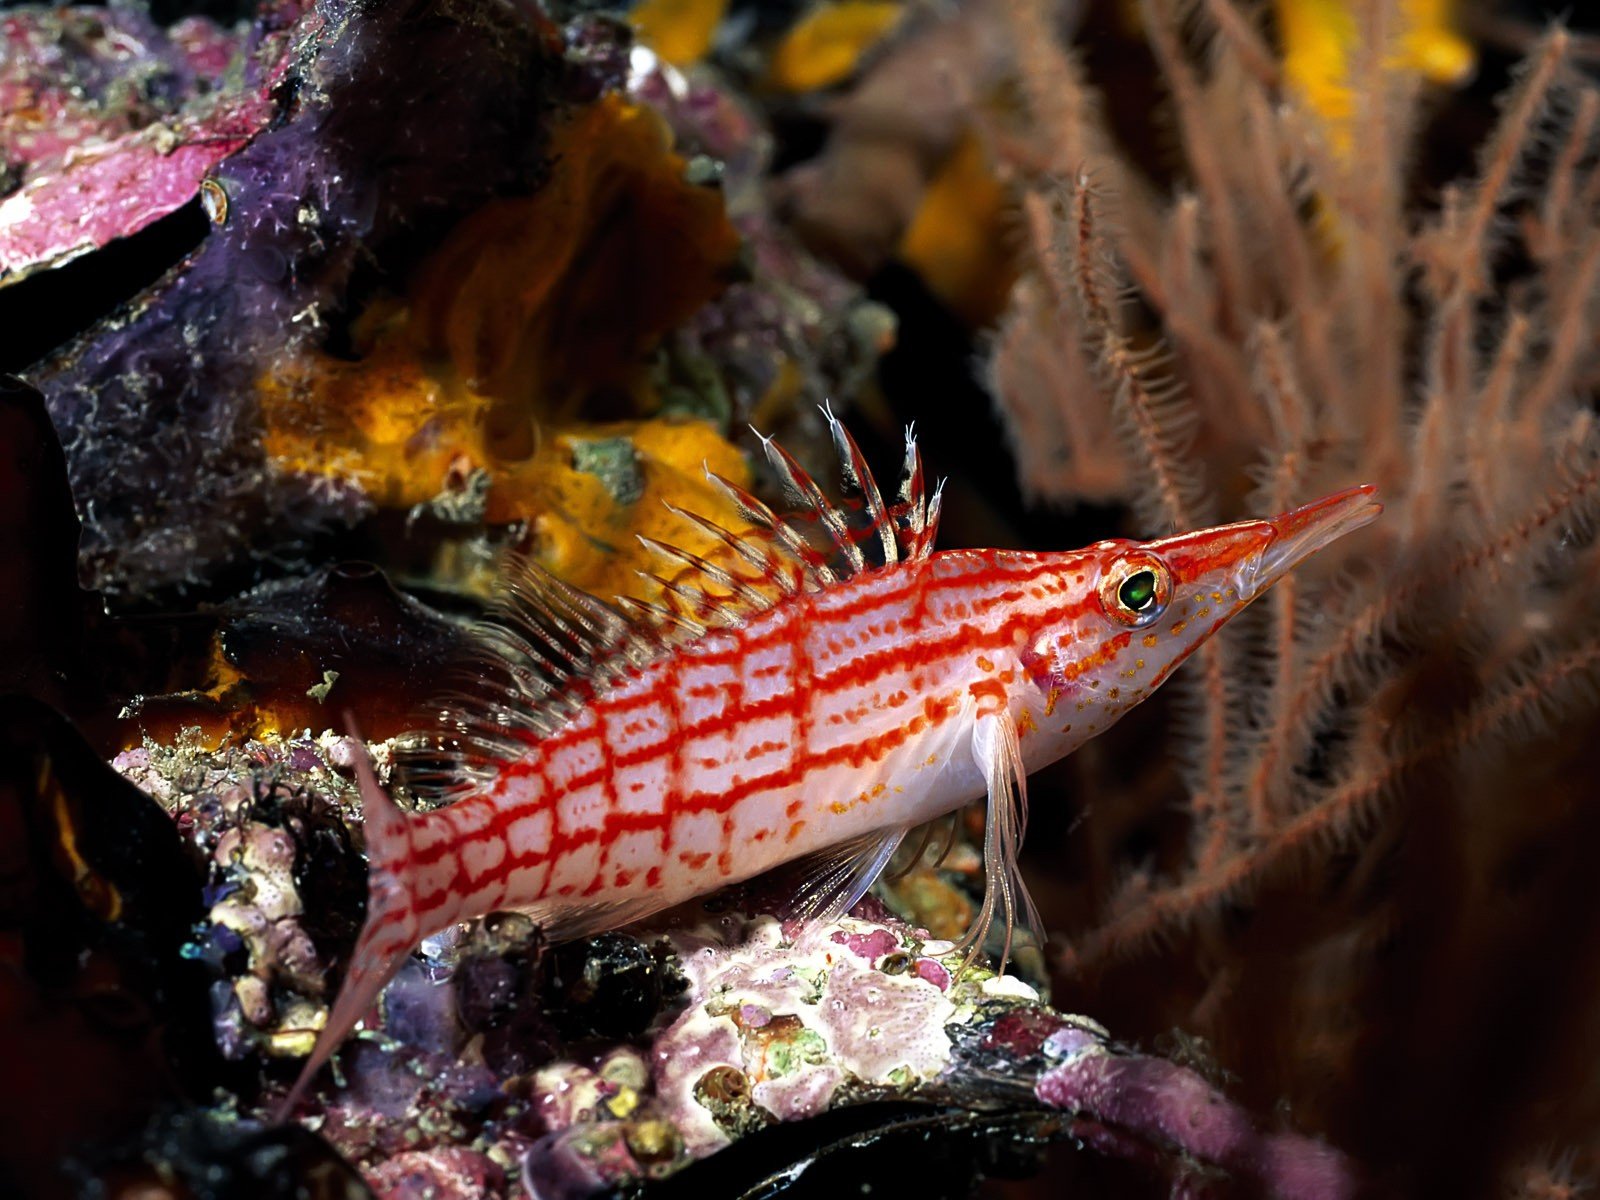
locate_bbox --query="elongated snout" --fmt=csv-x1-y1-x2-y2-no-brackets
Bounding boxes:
1236,486,1382,599
1144,485,1380,602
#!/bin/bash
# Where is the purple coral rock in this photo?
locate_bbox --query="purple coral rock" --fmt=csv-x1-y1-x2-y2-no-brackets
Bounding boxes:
737,1002,772,1028
1036,1051,1356,1200
381,959,461,1057
829,927,898,962
287,741,326,773
523,1124,641,1200
367,1147,504,1200
344,1039,425,1117
33,0,559,599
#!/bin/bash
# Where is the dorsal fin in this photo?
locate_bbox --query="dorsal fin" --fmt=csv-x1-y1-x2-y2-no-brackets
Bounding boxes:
597,409,939,640
394,556,663,805
396,414,939,803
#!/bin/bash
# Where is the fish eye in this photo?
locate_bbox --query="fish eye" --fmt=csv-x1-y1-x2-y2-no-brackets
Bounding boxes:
1101,554,1172,627
1119,571,1158,612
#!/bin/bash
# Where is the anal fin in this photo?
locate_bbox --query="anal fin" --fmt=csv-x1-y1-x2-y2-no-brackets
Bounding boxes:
782,827,909,927
515,894,672,944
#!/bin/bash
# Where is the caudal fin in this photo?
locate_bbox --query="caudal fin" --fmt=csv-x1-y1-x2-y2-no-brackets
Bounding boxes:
276,726,421,1120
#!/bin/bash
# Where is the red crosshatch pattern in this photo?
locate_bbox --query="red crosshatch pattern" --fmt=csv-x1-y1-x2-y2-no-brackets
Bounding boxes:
280,444,1379,1117
337,498,1374,960
386,549,1104,930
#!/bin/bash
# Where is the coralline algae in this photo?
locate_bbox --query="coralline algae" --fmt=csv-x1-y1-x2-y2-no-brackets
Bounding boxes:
105,723,1355,1198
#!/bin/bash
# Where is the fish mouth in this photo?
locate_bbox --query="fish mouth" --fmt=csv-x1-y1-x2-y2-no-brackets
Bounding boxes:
1236,485,1382,599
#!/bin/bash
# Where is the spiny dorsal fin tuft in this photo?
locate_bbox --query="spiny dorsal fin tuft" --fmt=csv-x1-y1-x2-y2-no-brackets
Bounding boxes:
396,413,938,803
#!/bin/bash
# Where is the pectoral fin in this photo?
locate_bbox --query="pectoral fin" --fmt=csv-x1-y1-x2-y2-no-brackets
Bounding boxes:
960,712,1044,973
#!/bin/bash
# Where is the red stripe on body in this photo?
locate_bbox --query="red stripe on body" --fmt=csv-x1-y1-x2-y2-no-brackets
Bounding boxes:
404,553,1097,913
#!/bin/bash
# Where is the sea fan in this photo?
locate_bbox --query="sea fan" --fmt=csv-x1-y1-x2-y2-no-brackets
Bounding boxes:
983,0,1600,1191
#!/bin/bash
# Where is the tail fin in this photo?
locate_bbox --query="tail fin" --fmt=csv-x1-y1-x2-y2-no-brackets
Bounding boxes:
277,725,421,1120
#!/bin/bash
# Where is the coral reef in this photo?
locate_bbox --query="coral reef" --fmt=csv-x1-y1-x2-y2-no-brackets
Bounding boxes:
10,0,1593,1196
0,5,278,282
108,716,1359,1198
28,0,560,600
12,1,891,606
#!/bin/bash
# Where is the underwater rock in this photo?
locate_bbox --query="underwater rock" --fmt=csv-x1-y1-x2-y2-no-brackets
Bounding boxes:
2,371,462,751
1034,1044,1357,1200
12,1,893,612
454,916,562,1077
65,1107,373,1200
31,0,561,601
122,718,1353,1196
122,561,471,745
0,375,97,716
114,730,371,1063
542,932,670,1042
0,5,282,283
629,46,896,432
366,1146,504,1200
0,698,222,1199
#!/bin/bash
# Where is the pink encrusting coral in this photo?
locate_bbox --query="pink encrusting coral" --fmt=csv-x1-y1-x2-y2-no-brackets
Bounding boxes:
0,6,286,281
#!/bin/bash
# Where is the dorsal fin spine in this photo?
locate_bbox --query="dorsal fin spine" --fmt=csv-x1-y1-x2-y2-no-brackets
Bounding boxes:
395,418,940,807
705,469,839,587
661,501,802,596
636,534,772,611
757,429,868,574
824,402,898,569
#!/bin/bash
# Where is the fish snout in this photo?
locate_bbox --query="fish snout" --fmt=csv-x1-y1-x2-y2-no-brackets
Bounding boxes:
1237,485,1382,599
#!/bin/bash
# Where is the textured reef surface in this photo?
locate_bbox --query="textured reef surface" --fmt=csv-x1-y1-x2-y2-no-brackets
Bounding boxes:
99,722,1351,1199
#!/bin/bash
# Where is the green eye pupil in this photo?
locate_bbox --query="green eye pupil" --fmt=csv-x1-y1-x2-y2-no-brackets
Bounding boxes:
1119,570,1158,612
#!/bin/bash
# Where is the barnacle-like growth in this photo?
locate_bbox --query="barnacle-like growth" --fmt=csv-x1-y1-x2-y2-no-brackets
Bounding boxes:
985,0,1600,1184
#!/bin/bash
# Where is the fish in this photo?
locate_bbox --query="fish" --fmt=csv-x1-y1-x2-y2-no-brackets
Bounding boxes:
280,411,1380,1114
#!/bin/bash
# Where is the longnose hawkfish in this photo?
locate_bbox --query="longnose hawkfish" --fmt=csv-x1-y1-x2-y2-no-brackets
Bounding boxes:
281,413,1379,1113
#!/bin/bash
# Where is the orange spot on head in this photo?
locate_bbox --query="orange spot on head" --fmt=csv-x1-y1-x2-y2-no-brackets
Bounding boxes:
786,820,807,843
968,677,1008,712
